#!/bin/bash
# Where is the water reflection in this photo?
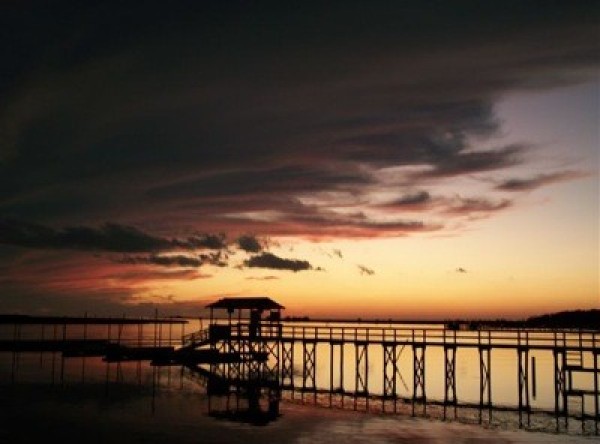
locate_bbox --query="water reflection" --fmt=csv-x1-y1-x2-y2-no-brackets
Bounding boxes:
2,351,600,441
1,319,599,438
183,364,282,426
207,385,281,426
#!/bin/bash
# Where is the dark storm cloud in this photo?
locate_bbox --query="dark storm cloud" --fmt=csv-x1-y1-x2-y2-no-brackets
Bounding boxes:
121,250,229,268
175,234,227,250
115,250,228,268
0,219,227,253
0,0,600,314
199,250,229,267
237,235,264,253
0,1,596,236
334,106,515,172
495,171,585,191
244,252,314,272
0,219,170,252
0,1,598,312
148,166,373,201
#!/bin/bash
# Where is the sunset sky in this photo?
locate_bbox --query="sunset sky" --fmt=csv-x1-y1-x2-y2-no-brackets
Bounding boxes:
0,1,598,319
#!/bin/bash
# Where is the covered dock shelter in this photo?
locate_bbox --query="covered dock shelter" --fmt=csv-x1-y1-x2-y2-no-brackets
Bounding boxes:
205,297,284,340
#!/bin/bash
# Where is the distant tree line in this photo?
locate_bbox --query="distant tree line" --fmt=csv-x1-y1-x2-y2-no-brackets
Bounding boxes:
450,309,599,331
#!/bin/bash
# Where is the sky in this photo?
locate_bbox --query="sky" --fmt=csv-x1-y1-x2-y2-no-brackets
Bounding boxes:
0,1,598,319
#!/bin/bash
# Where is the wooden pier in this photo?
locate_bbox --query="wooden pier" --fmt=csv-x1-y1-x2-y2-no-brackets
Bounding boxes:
266,323,599,431
181,302,599,434
2,300,598,434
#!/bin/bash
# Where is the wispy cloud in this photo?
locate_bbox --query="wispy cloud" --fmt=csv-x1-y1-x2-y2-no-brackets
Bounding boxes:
357,265,375,276
442,197,512,215
377,191,432,211
495,171,586,192
109,269,211,283
246,275,279,281
416,145,523,179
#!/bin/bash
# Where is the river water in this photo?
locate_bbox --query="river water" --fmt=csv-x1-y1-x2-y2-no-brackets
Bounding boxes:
0,320,598,441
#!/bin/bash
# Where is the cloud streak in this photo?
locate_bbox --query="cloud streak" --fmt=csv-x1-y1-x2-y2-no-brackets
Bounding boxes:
0,219,226,253
246,276,279,281
116,255,205,268
377,191,433,211
244,252,316,272
443,197,512,215
495,171,586,192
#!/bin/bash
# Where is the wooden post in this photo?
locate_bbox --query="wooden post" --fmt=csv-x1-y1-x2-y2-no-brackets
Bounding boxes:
83,311,88,340
81,312,87,384
594,335,598,436
11,323,18,384
40,324,45,367
51,324,57,385
329,329,334,407
531,356,537,399
154,308,158,348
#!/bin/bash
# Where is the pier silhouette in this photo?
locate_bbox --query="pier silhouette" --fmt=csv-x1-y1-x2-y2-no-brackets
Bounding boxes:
2,297,599,434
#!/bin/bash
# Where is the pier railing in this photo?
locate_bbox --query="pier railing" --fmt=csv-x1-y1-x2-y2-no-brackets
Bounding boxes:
218,322,599,351
0,319,186,350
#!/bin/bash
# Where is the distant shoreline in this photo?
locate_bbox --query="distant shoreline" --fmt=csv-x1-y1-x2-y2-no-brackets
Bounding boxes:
0,309,595,330
283,309,599,331
0,314,188,324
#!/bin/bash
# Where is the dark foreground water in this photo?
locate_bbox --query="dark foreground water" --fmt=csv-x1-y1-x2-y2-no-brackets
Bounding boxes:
0,354,596,444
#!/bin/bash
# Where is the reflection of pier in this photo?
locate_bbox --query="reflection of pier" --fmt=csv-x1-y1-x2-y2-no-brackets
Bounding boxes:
185,365,281,426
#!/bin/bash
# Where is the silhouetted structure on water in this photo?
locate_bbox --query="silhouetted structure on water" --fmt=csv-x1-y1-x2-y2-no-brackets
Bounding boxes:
182,297,284,426
2,298,598,434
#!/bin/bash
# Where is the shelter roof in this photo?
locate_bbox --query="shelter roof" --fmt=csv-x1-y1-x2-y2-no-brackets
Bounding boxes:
205,297,284,310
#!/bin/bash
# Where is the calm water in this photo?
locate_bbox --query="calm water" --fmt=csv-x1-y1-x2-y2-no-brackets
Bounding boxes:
0,354,595,444
0,320,598,442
